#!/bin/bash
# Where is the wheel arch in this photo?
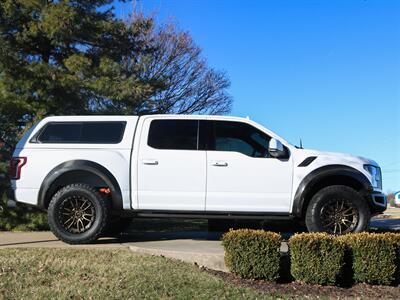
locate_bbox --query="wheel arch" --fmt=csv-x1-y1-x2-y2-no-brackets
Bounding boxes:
292,164,372,218
38,160,123,210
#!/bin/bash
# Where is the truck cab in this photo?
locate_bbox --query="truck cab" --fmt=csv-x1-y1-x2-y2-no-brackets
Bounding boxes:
8,115,387,244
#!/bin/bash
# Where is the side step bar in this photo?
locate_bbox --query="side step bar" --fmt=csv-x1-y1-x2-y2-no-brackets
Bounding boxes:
122,210,293,220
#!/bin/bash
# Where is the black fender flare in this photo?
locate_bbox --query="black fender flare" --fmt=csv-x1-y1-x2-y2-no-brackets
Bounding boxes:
292,164,372,218
38,160,123,210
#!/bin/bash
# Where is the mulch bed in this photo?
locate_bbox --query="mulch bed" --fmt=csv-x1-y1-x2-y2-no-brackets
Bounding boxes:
204,268,400,299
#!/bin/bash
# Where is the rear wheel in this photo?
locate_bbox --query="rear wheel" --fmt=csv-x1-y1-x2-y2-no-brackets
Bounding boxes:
48,184,110,244
305,185,370,235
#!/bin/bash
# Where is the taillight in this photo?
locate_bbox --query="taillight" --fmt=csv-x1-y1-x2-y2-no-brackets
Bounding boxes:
9,157,27,180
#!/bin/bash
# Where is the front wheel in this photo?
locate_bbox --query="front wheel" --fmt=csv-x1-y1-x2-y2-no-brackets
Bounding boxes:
305,185,370,235
48,184,110,244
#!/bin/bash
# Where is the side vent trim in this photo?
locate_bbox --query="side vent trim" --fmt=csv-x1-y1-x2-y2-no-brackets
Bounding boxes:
298,156,317,167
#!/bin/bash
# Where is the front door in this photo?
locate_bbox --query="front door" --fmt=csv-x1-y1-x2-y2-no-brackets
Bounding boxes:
137,118,206,211
205,120,293,212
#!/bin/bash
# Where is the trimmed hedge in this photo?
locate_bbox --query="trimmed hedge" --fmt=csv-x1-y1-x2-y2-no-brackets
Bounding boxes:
339,233,400,285
222,229,281,281
392,233,400,284
223,230,400,287
289,233,346,285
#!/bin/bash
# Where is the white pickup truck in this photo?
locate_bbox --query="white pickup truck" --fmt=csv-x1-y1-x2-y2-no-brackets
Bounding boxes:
8,115,386,244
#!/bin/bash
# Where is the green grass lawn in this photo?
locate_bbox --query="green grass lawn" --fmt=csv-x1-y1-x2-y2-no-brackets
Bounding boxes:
0,248,272,300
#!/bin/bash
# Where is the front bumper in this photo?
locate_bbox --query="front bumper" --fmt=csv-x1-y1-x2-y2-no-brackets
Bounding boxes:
369,191,387,215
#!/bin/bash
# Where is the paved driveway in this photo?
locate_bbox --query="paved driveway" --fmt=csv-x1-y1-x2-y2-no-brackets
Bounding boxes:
1,208,399,272
0,231,229,271
0,230,222,249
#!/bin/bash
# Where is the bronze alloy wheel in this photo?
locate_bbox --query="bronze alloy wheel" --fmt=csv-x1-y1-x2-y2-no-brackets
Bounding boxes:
59,196,96,234
320,199,359,235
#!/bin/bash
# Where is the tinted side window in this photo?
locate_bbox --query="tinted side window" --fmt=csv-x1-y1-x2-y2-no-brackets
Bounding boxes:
209,121,271,157
148,120,198,150
37,122,126,144
80,122,126,143
38,123,81,143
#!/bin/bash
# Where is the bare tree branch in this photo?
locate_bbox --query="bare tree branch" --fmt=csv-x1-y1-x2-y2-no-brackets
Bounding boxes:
126,16,232,115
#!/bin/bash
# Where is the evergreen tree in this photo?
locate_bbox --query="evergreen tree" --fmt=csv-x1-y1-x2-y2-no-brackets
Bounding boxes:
0,1,231,229
0,0,152,141
0,0,231,147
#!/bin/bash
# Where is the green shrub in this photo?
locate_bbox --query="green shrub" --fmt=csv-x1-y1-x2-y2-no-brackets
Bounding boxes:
388,197,396,208
384,233,400,284
289,233,345,285
339,233,400,285
222,229,281,281
0,193,49,231
391,233,400,284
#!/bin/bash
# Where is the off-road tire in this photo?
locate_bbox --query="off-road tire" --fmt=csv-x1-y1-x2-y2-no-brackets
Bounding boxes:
305,185,370,235
48,184,110,244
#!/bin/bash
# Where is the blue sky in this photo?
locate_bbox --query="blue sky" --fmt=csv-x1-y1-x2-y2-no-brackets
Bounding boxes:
113,0,400,192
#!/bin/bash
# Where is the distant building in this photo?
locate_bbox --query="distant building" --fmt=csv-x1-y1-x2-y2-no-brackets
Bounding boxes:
395,191,400,206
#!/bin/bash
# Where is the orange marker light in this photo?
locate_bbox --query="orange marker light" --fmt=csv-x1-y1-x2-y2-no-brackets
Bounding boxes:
99,188,111,194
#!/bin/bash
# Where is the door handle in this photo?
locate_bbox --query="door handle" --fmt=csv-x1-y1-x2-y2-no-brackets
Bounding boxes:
142,159,158,165
212,161,228,167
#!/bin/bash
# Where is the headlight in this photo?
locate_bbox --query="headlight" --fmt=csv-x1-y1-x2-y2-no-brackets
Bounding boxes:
363,164,382,190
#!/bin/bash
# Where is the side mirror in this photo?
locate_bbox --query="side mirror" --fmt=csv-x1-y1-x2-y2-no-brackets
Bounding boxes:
269,138,286,158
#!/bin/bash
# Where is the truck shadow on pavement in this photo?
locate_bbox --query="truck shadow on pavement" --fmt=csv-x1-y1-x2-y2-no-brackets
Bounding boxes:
369,217,400,231
108,218,308,244
0,216,397,248
109,216,400,244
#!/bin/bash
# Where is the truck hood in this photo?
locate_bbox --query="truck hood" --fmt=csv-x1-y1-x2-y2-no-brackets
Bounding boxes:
295,148,379,167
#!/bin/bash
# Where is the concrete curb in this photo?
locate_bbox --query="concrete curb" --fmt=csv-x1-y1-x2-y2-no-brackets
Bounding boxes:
375,215,400,219
129,245,228,272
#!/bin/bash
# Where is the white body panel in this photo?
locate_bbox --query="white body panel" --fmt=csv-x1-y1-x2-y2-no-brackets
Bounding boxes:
136,116,206,210
206,152,292,212
204,116,293,212
12,116,138,209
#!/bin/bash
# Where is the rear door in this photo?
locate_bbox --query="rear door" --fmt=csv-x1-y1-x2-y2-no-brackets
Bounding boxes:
137,117,206,210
